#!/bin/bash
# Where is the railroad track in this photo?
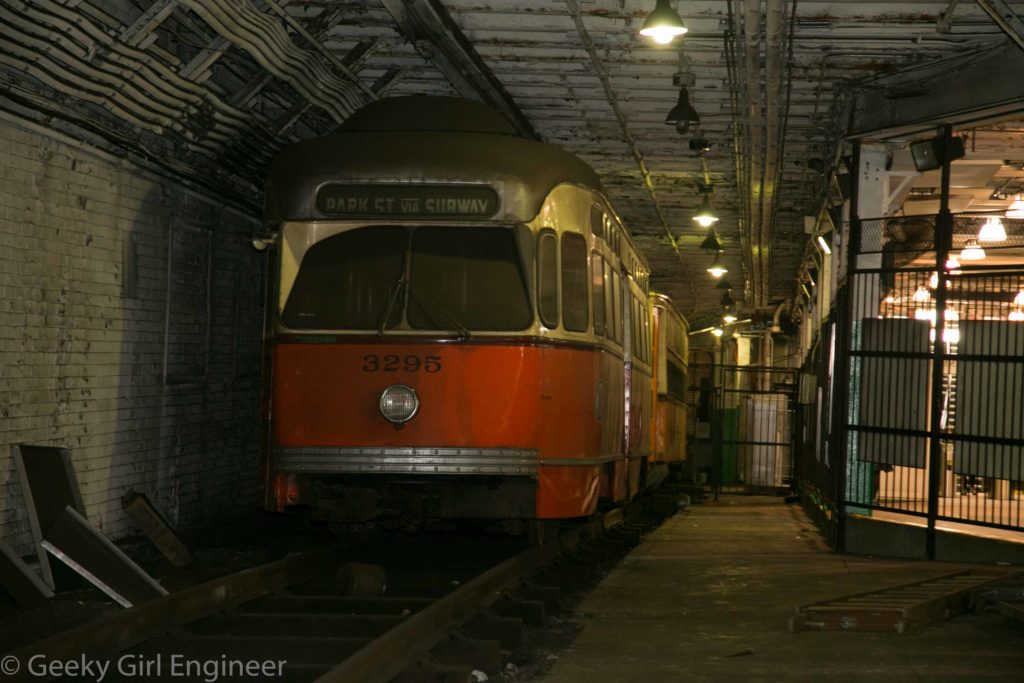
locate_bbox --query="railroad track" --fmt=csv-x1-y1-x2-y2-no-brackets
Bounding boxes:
7,491,686,683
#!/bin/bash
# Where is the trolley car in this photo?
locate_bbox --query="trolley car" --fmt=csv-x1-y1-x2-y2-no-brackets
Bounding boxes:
258,96,672,532
649,293,690,485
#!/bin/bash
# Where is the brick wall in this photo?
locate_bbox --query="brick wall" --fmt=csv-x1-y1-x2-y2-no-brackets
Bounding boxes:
0,115,265,554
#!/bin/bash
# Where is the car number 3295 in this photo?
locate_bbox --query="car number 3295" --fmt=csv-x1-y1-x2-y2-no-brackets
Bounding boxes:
362,354,442,373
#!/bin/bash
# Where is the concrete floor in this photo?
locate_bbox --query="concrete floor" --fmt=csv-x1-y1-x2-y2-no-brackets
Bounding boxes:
540,496,1024,683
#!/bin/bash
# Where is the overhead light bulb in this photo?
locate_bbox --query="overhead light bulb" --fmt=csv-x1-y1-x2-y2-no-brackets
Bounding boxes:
816,234,832,255
959,239,985,261
1014,289,1024,306
640,0,688,44
929,271,938,289
913,286,930,303
711,327,724,337
707,251,728,278
945,254,960,270
1009,308,1024,322
692,192,719,228
978,216,1006,242
723,313,737,324
1006,194,1024,219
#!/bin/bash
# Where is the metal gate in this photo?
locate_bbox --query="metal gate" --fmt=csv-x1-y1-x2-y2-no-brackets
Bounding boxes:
840,211,1024,550
715,366,797,494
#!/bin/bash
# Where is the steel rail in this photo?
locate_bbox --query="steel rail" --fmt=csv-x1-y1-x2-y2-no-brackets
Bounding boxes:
5,547,339,668
316,544,557,683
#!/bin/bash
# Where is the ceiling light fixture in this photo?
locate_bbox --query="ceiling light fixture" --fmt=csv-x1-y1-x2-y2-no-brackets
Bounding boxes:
1006,194,1024,219
700,227,722,251
711,327,724,337
816,234,832,255
913,286,930,303
1010,308,1024,322
691,149,717,227
665,87,699,134
959,239,985,261
723,313,737,324
978,216,1007,243
693,190,719,228
640,0,688,44
707,251,728,278
1014,289,1024,306
945,255,960,270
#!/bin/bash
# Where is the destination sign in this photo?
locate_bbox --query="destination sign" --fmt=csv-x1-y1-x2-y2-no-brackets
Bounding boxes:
316,184,499,218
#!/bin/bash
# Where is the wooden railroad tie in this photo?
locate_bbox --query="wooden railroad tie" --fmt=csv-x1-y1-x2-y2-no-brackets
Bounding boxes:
789,569,1023,634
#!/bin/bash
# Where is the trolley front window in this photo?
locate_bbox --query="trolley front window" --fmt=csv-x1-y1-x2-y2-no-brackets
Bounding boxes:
282,225,531,331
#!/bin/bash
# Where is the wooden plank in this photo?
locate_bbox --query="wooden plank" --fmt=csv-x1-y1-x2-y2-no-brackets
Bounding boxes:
792,569,1020,633
42,506,168,608
793,570,968,611
12,444,86,590
0,539,53,607
121,491,194,568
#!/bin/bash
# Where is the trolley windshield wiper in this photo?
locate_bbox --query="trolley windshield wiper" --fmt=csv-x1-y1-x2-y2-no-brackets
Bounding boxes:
377,275,407,336
407,286,471,340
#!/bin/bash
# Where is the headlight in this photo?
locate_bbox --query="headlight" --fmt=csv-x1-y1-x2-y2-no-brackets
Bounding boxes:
379,384,420,425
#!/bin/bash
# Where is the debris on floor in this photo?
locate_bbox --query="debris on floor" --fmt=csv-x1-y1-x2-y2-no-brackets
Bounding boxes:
122,490,194,568
42,506,168,608
0,539,53,607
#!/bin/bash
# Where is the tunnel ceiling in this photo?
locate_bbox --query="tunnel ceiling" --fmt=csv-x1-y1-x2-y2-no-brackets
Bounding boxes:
4,0,1024,327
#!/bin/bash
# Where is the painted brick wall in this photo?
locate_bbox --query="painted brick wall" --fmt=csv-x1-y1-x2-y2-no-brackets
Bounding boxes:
0,115,265,554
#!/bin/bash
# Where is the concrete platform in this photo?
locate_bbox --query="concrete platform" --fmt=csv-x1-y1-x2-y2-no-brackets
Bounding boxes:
540,496,1024,682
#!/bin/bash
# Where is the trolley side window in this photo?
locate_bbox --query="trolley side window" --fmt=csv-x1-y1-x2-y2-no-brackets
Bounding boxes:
561,233,589,332
612,270,623,343
408,226,531,331
604,260,615,343
281,226,406,329
592,252,605,336
538,230,559,328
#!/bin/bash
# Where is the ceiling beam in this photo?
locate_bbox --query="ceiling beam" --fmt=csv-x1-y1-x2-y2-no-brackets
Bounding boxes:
378,0,536,139
119,0,179,47
975,0,1024,52
849,42,1024,139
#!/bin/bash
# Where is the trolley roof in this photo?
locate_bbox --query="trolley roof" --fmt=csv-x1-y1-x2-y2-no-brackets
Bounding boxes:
265,97,604,225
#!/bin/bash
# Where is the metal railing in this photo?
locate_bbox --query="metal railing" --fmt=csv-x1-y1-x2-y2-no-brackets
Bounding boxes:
797,210,1024,551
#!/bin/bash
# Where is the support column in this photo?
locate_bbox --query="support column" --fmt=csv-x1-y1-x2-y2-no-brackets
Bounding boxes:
927,125,955,560
844,143,888,513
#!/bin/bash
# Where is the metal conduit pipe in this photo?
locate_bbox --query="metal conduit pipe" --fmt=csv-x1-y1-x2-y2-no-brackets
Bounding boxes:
724,24,753,297
727,0,755,304
34,0,253,130
743,0,763,308
0,31,179,140
762,0,785,309
180,0,368,121
5,0,278,165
